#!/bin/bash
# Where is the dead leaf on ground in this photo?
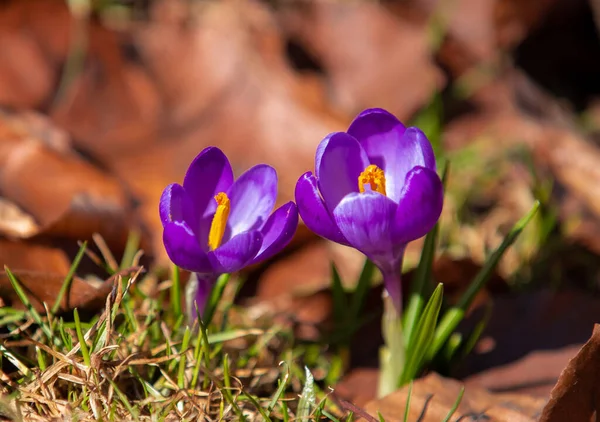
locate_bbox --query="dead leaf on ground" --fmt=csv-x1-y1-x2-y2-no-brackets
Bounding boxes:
0,198,39,239
252,240,367,301
363,372,546,422
464,344,582,397
0,111,137,252
0,270,114,313
0,0,64,108
457,290,600,392
334,368,379,408
277,0,443,120
538,324,600,421
0,240,70,275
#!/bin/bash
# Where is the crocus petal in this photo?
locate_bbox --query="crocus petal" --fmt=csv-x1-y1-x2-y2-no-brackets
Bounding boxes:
332,191,400,264
160,183,181,226
393,166,444,245
251,201,298,264
159,183,200,236
208,231,263,273
163,221,213,273
315,132,370,211
295,172,349,245
348,108,435,202
183,147,234,220
225,164,277,239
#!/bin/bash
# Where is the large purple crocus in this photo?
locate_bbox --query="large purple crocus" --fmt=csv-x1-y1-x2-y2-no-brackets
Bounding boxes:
295,108,443,313
160,147,298,316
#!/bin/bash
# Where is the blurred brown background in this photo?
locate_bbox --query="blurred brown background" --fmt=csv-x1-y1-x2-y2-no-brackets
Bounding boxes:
2,0,600,414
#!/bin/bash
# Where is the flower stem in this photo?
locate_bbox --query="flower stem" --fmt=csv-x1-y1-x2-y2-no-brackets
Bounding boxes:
377,292,405,398
185,273,217,326
382,268,403,315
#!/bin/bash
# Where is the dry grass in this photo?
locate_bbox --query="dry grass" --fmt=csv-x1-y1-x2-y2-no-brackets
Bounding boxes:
0,240,347,422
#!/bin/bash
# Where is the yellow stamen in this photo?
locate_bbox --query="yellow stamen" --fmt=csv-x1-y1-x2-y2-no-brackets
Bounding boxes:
358,164,387,195
208,192,230,250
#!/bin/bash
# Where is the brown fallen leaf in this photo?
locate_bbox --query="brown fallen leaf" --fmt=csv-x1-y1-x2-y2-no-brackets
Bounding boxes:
457,290,600,389
0,240,70,275
0,0,61,108
464,345,582,397
0,270,115,313
278,0,443,120
539,324,600,421
363,372,546,421
0,110,138,253
334,368,379,409
0,198,39,239
253,240,367,301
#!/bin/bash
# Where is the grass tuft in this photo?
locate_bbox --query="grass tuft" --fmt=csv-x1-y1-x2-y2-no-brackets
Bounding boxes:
0,252,349,420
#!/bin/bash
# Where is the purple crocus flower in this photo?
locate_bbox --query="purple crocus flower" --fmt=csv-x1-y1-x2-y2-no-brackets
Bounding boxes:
160,147,298,317
295,108,443,313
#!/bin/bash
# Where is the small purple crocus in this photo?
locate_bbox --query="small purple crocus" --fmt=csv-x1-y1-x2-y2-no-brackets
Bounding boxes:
160,147,298,317
295,108,443,313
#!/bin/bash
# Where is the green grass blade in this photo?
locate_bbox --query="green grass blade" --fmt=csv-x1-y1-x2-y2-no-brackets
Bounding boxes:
443,333,463,363
400,283,443,385
403,382,413,422
36,347,47,372
198,317,212,390
220,356,247,421
51,241,87,315
241,393,271,421
202,273,230,326
190,321,204,389
429,201,539,359
297,366,316,421
331,263,347,328
222,353,232,390
281,401,289,422
177,327,192,389
349,259,375,318
0,345,31,378
73,308,91,367
107,379,138,419
4,266,54,341
170,264,182,319
442,387,465,422
120,230,141,270
119,230,141,270
402,223,439,346
267,362,289,417
57,317,72,349
457,200,540,311
459,302,493,360
403,164,448,344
